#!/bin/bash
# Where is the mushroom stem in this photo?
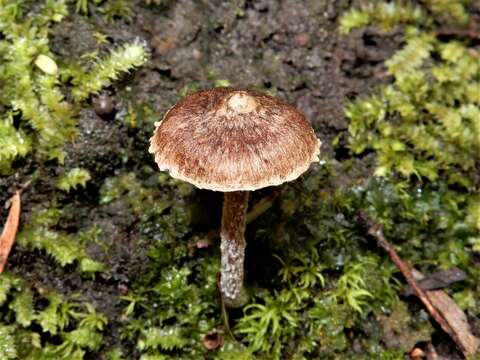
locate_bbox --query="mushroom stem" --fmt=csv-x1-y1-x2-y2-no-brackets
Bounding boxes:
220,191,249,307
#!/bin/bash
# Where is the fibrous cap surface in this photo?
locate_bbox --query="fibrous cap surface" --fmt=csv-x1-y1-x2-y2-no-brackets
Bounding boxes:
149,87,321,192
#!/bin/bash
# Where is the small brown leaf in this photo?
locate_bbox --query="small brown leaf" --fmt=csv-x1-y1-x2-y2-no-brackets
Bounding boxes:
0,191,21,273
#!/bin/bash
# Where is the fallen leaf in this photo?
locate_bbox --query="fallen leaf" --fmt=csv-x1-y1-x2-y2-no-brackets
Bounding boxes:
412,269,480,356
0,191,21,273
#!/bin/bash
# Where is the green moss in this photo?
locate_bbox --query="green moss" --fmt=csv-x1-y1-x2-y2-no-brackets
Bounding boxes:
334,0,479,356
343,0,479,211
17,203,105,273
73,0,134,22
71,40,148,102
0,0,148,173
0,0,73,172
339,0,470,34
56,168,91,192
100,0,133,22
73,0,102,14
0,115,32,173
339,2,428,34
0,325,18,359
0,273,108,359
340,8,480,326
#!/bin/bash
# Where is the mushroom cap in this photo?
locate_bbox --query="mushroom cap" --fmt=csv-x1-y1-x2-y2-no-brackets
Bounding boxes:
149,87,321,192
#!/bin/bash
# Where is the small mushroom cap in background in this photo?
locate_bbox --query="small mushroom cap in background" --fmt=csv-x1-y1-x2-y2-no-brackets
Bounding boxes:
149,87,321,192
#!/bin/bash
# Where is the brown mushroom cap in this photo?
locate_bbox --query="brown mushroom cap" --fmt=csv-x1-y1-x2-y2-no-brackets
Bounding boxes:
149,87,321,192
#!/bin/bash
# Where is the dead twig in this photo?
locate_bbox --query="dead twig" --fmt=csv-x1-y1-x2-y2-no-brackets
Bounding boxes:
358,212,469,356
0,191,21,273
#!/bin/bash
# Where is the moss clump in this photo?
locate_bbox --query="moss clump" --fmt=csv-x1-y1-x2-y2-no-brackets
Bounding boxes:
17,203,105,273
342,1,480,265
0,0,148,174
347,33,479,189
72,0,133,22
339,2,429,34
0,273,107,359
56,167,91,192
70,40,148,102
100,172,217,358
0,0,74,172
339,0,470,34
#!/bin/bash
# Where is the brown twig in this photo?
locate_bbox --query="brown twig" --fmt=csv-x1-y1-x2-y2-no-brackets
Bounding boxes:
358,211,467,356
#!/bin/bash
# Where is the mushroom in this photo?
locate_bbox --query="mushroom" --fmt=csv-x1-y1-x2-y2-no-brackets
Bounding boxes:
149,87,321,307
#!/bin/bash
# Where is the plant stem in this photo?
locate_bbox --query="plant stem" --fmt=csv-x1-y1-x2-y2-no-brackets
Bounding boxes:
220,191,249,308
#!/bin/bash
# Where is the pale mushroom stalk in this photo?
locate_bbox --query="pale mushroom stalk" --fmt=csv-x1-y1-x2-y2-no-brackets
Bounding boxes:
220,191,249,307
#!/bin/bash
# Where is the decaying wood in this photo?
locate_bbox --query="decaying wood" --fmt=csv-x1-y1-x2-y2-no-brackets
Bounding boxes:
359,212,479,357
0,191,21,273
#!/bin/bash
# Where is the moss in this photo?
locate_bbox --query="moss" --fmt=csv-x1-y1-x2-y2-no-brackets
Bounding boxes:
73,0,101,14
72,0,133,21
339,2,429,34
339,0,470,34
0,273,108,359
100,0,133,23
347,35,479,187
17,202,105,273
0,0,73,172
0,0,148,174
70,40,148,102
56,168,91,192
